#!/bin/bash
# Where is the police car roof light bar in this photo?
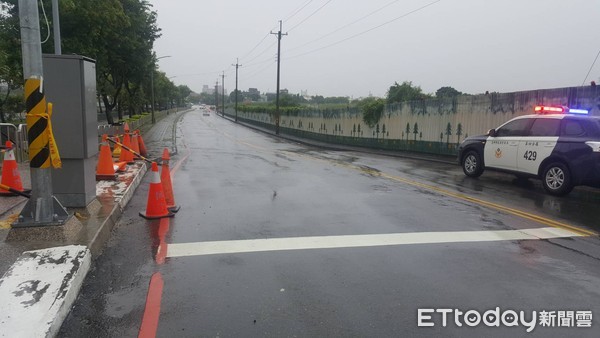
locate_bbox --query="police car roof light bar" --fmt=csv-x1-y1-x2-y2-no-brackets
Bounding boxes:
568,108,589,115
534,105,564,114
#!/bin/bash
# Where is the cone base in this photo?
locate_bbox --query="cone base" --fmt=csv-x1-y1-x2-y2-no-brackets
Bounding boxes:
0,188,31,196
96,174,118,181
139,210,175,219
167,205,180,213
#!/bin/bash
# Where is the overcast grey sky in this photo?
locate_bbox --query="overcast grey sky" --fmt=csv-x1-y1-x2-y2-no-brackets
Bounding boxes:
148,0,600,98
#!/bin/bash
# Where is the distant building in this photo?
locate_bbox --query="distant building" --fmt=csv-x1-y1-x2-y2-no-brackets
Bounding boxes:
202,85,214,94
266,92,277,102
244,88,261,102
265,89,290,102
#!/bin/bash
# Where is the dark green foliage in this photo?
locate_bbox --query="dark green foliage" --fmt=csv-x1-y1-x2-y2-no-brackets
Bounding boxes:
358,97,385,128
387,81,431,104
0,0,163,123
435,86,462,98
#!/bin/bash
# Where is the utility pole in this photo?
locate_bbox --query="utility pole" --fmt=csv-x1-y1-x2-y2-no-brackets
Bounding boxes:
215,81,219,114
52,0,61,54
271,20,287,135
151,55,171,124
221,71,225,117
232,59,242,122
16,0,69,227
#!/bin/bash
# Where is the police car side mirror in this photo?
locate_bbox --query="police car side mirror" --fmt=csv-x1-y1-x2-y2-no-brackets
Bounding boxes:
487,128,496,137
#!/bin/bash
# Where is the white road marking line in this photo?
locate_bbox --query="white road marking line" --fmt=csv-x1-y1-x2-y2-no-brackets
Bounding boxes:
166,227,582,258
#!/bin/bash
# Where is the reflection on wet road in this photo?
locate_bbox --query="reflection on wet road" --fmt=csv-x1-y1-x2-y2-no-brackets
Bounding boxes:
60,109,600,337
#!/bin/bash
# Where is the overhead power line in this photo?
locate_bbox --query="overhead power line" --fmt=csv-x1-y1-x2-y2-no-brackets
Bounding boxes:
287,0,334,32
287,0,401,53
240,32,271,61
243,60,276,82
244,41,277,65
173,70,222,78
582,47,600,86
239,0,315,62
286,0,441,60
283,0,314,22
244,56,276,69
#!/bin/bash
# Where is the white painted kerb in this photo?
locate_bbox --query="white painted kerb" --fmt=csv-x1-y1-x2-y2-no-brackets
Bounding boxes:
0,245,91,338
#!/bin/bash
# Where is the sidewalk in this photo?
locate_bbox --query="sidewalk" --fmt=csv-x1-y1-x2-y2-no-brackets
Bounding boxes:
0,159,147,337
0,109,187,337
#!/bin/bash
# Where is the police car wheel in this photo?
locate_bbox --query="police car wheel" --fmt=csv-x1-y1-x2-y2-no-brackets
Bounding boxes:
542,162,573,196
462,151,483,178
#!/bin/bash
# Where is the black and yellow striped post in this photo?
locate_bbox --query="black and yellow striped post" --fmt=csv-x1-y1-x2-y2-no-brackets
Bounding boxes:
25,78,50,167
13,0,69,227
13,77,70,227
24,79,61,169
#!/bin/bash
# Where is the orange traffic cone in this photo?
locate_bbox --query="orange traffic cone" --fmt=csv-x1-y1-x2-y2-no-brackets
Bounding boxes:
0,141,26,196
131,132,141,159
114,161,127,172
161,148,180,212
136,130,148,157
112,135,122,158
119,132,135,164
140,162,174,219
96,134,118,180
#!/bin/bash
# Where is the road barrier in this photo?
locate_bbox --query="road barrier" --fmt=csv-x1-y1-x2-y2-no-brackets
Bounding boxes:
0,141,27,196
160,148,179,213
139,162,174,220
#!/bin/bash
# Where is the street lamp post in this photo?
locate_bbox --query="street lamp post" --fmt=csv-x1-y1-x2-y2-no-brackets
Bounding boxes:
151,55,171,124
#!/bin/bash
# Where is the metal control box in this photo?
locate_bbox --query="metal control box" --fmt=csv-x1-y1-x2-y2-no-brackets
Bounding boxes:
42,54,98,207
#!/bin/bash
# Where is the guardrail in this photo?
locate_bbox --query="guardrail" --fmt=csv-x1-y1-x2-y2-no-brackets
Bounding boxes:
0,123,27,163
96,108,181,143
2,108,185,163
15,124,28,162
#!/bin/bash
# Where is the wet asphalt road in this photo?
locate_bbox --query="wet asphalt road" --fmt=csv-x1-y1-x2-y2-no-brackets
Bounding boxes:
60,108,600,337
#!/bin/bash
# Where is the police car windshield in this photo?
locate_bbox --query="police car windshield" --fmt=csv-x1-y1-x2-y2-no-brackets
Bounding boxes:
529,118,560,137
495,118,530,137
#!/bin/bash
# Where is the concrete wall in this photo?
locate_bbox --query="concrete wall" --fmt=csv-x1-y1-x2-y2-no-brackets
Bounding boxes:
229,85,600,155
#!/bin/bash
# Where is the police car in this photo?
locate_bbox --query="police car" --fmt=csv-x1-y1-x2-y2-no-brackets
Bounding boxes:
457,105,600,196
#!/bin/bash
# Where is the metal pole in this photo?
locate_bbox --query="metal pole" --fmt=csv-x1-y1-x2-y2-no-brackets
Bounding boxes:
233,59,241,122
271,21,287,135
151,55,171,124
221,71,225,117
16,0,69,226
215,81,218,114
150,69,155,123
52,0,61,55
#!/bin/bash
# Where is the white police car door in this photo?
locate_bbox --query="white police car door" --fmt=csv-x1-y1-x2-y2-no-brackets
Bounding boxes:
516,117,561,175
484,117,532,170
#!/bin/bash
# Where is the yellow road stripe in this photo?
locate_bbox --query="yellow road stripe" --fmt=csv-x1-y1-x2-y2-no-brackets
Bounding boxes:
286,151,596,237
376,172,596,237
